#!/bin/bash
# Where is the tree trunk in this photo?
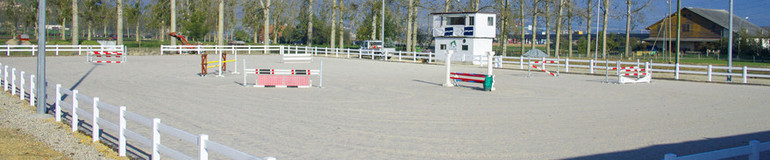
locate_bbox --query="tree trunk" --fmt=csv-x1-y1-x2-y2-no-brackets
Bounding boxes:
171,0,176,45
545,0,550,56
73,0,79,45
412,3,419,52
218,0,224,45
160,21,165,42
555,0,563,58
61,19,66,40
520,0,525,55
406,0,413,52
254,28,258,44
260,0,271,54
531,0,538,50
135,20,140,42
602,0,608,59
339,0,345,49
88,22,92,41
586,0,592,57
117,0,123,45
331,0,337,49
308,0,313,46
371,14,377,40
445,0,450,12
625,0,631,58
567,0,573,57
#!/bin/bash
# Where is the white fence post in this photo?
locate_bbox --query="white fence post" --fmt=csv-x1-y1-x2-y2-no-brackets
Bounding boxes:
743,66,748,83
398,51,402,61
3,65,7,91
55,84,62,122
664,153,677,160
520,56,524,69
152,118,161,160
72,90,79,132
413,52,417,62
749,140,759,160
358,49,362,59
11,68,16,95
30,74,34,106
590,59,594,74
565,58,570,72
707,65,712,81
199,134,209,160
6,46,9,56
675,63,680,79
119,106,127,157
92,97,100,142
20,71,24,100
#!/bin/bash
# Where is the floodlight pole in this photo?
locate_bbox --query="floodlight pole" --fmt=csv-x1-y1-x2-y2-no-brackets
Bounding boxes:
37,0,47,114
727,0,733,81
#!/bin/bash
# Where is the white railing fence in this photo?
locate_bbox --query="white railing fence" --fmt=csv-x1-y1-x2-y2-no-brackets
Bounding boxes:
1,45,126,56
664,140,770,160
0,62,273,160
160,45,438,63
496,56,770,84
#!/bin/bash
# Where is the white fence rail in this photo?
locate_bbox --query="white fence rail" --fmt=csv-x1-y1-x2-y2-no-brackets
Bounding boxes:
496,56,770,84
1,45,126,56
160,45,438,63
0,62,272,160
664,140,770,160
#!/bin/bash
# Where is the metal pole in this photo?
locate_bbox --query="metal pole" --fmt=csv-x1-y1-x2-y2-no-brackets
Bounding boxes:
727,0,733,81
676,0,681,66
36,0,47,114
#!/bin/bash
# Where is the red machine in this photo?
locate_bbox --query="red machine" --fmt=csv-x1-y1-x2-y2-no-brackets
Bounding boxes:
167,32,200,54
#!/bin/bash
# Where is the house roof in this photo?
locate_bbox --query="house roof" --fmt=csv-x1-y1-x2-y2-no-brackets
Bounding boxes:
686,7,766,35
647,7,768,36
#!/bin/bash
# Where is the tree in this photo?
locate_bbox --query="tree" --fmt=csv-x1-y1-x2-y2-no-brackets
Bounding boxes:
496,0,511,55
82,0,102,41
308,0,314,46
331,0,337,49
531,0,538,50
566,0,573,57
218,0,224,45
601,0,608,59
554,0,564,57
117,0,123,44
624,0,652,58
73,0,79,44
148,0,170,41
243,0,263,43
171,0,176,45
584,0,593,58
259,0,272,53
125,0,144,42
406,0,414,52
519,0,525,55
51,0,72,40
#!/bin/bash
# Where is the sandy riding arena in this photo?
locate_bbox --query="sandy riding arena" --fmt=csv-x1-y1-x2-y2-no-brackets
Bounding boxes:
2,55,769,159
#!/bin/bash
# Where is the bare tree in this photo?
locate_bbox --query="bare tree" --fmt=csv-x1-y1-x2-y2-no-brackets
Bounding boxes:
406,0,414,52
624,0,652,58
554,0,564,57
171,0,176,45
331,0,337,49
308,0,313,46
567,0,573,57
601,0,608,59
73,0,79,44
531,0,538,50
497,0,511,56
584,0,593,57
259,0,271,53
217,0,224,45
117,0,123,44
544,0,551,55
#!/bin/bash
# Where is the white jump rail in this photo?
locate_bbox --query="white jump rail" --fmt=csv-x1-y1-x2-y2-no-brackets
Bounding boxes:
1,45,126,56
281,54,313,63
664,140,770,160
496,56,770,84
87,51,127,64
0,62,273,160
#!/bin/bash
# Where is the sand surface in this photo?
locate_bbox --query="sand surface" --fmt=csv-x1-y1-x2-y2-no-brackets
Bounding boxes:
2,55,770,160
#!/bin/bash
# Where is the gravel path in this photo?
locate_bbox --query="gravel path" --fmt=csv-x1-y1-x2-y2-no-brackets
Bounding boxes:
0,92,107,159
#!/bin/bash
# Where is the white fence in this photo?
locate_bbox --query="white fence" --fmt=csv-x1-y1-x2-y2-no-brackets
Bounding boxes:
160,45,438,63
664,140,770,160
496,56,770,84
1,45,126,56
0,62,272,160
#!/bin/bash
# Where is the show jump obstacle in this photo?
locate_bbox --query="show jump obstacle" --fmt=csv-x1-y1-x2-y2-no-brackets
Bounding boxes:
606,60,651,84
242,59,323,88
282,54,313,63
443,50,495,91
527,57,559,77
87,51,126,64
200,51,238,77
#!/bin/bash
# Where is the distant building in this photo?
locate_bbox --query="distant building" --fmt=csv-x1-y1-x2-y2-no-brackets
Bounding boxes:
644,7,768,53
431,12,496,64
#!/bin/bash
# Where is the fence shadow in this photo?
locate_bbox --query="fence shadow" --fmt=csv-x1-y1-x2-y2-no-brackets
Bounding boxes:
563,130,770,160
61,64,100,100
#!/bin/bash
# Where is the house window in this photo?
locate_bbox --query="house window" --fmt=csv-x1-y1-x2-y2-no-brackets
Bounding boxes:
462,45,469,51
440,44,447,50
682,24,690,32
469,16,475,25
448,17,465,25
488,17,494,26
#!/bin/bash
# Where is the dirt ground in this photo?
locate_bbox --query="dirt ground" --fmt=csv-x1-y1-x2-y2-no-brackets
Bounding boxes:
2,55,769,160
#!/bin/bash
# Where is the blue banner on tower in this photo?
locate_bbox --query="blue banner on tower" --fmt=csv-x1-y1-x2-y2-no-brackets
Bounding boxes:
463,27,474,36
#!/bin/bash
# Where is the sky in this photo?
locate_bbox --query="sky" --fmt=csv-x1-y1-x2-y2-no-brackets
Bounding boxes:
607,0,770,33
